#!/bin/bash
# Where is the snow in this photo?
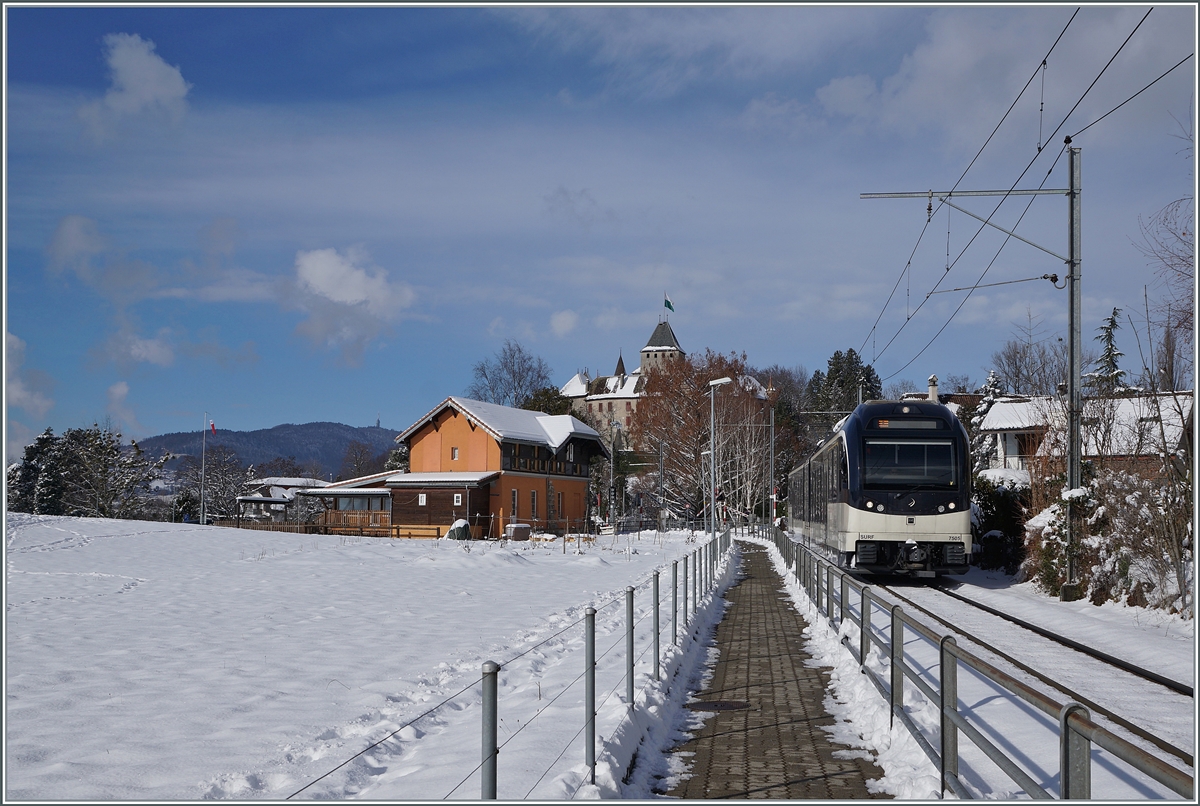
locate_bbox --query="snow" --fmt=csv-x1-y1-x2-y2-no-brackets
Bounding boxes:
6,514,1194,800
979,396,1053,432
979,467,1031,487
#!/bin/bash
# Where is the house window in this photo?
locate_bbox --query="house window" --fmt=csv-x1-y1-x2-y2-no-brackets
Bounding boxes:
557,491,563,519
588,403,593,413
530,490,538,521
608,401,613,412
419,493,427,506
567,443,575,462
625,416,631,427
626,401,631,411
511,488,518,518
451,447,459,461
454,493,462,506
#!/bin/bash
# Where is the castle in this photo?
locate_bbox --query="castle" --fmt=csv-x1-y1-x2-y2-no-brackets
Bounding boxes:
559,319,684,430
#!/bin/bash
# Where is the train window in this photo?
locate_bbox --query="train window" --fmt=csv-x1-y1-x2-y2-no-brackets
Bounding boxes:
863,439,958,488
872,418,942,429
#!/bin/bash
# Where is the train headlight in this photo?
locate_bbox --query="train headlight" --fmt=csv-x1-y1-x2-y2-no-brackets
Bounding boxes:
937,505,945,513
865,500,874,510
877,503,884,512
948,502,956,510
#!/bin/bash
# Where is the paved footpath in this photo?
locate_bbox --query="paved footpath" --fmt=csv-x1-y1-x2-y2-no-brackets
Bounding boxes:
664,541,888,799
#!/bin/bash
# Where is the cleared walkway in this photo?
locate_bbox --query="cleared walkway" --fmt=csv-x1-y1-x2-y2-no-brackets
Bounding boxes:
664,541,888,799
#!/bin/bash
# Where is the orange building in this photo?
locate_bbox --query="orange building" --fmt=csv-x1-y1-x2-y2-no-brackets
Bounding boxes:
391,397,608,538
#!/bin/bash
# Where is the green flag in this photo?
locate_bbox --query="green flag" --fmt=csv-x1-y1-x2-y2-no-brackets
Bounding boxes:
664,294,674,312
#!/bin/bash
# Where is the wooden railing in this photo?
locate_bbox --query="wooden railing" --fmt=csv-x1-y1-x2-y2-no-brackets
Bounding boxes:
320,510,392,528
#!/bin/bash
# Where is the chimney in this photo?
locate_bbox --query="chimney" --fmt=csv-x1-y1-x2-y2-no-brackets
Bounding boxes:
928,374,939,402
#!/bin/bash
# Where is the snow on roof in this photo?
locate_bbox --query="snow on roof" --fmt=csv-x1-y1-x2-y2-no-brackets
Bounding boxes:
323,470,399,489
979,467,1031,488
295,486,391,496
1072,393,1191,457
248,477,330,488
398,397,603,451
386,471,501,487
587,374,640,399
979,397,1055,432
560,372,590,398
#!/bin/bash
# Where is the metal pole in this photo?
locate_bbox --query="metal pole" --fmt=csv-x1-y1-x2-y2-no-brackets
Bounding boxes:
585,607,595,785
625,586,635,707
890,606,904,728
1064,139,1083,601
692,550,698,614
1060,703,1092,799
682,554,688,627
940,637,959,796
652,572,661,681
481,660,499,799
200,412,207,525
672,560,678,645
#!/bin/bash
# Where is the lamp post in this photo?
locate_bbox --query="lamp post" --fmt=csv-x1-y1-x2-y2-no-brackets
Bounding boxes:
708,377,733,542
608,420,621,526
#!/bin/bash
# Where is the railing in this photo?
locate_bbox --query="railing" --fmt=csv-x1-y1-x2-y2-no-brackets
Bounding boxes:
766,529,1193,800
320,510,391,528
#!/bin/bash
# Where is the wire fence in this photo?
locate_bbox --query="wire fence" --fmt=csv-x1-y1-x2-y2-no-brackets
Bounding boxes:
283,528,737,800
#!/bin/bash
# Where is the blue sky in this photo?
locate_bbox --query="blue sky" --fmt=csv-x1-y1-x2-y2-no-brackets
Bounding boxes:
5,4,1195,458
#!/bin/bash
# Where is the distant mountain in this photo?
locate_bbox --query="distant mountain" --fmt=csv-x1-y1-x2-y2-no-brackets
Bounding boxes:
137,422,401,480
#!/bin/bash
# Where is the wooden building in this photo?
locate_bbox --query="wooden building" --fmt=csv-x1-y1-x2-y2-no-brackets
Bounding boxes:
393,397,608,538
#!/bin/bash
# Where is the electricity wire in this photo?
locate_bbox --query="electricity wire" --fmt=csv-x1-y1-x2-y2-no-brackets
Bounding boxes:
1070,52,1194,139
858,7,1081,358
872,7,1155,376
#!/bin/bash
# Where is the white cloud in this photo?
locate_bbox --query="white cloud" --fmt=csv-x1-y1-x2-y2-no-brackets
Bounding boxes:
738,92,815,136
815,75,878,119
98,326,175,369
79,33,191,139
46,215,107,277
6,332,54,419
106,381,143,435
550,310,579,337
291,247,415,363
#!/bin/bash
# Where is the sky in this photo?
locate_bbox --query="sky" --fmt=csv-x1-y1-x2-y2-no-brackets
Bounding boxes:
6,515,1192,799
4,4,1196,459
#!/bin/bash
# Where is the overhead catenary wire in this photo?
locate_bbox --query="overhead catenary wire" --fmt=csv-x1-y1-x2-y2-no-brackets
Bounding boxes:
858,7,1081,358
871,7,1157,375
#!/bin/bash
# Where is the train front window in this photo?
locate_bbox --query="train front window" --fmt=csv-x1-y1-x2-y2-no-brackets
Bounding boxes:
863,439,958,488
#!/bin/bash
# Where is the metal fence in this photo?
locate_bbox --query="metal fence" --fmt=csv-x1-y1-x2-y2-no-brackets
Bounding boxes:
767,529,1193,800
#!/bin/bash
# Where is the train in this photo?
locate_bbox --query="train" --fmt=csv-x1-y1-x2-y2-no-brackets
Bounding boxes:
787,397,972,577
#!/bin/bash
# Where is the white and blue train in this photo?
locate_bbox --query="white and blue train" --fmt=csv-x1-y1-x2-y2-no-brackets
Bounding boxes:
787,398,972,577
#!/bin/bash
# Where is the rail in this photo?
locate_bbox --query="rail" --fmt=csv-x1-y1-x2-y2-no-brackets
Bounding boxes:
766,529,1193,800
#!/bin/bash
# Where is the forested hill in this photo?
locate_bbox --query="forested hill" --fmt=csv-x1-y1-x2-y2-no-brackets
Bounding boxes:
136,423,401,479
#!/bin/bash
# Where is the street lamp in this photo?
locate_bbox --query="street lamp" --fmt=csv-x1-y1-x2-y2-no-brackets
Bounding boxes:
708,377,733,542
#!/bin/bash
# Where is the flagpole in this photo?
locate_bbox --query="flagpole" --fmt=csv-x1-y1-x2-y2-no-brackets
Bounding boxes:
200,412,207,525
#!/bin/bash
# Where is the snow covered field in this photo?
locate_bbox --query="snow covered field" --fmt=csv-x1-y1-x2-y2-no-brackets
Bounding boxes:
5,514,1194,800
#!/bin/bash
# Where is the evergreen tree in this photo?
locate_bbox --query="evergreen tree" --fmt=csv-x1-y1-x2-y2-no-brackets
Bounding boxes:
6,428,59,513
1085,307,1127,394
970,370,1005,474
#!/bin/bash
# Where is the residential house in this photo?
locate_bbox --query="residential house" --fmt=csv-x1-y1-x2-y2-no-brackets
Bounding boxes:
235,477,331,523
977,392,1192,476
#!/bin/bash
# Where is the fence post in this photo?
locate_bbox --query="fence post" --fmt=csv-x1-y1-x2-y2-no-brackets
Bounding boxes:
826,564,834,623
692,550,698,615
626,586,635,707
672,561,678,645
890,605,904,729
1060,703,1092,799
653,571,660,681
940,636,959,796
815,560,824,616
860,587,872,667
840,573,849,627
585,607,596,785
481,660,499,799
682,556,688,627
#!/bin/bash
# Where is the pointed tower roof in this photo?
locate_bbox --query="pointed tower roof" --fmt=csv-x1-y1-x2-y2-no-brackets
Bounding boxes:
643,320,682,352
614,353,627,376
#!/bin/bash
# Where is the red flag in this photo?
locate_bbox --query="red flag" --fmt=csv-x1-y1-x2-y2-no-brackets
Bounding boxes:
210,421,217,436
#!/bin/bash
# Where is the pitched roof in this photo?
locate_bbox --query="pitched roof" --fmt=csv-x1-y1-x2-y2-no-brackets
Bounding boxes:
397,397,606,454
643,320,682,352
614,353,626,376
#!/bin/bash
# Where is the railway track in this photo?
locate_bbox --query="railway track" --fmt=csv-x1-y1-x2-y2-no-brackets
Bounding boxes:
875,580,1194,768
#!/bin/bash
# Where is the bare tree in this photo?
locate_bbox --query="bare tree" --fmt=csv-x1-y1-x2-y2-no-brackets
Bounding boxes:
177,445,252,521
466,339,553,408
1136,116,1193,345
338,440,379,480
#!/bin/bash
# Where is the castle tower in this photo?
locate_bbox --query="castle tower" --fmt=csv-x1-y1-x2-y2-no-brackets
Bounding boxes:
640,320,684,373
